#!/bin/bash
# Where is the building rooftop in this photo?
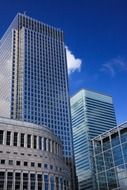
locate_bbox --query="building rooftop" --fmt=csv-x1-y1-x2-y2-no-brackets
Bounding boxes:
92,121,127,141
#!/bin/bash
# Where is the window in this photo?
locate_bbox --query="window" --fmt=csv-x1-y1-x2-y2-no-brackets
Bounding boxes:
44,163,48,169
6,131,11,145
27,134,31,148
31,162,35,167
15,173,21,190
33,136,37,149
7,172,13,190
38,174,42,190
50,176,54,190
20,133,25,147
24,162,28,166
0,172,5,189
8,160,13,165
38,163,41,168
16,161,21,166
30,174,35,190
1,160,5,164
0,130,3,144
13,132,18,146
23,173,28,190
44,175,48,190
39,136,42,150
44,138,47,151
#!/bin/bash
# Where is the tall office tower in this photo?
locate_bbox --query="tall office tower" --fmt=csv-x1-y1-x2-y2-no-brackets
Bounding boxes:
70,89,117,190
0,13,75,189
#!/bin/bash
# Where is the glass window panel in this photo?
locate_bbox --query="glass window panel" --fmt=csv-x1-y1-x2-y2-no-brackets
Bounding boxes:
98,172,107,190
106,169,117,189
44,175,48,190
38,174,42,190
6,131,11,145
7,172,13,190
0,131,3,144
103,137,111,151
120,128,127,143
50,176,54,190
111,132,120,147
0,172,5,189
30,174,35,190
27,134,31,148
23,173,28,190
104,150,114,169
20,134,25,147
95,154,105,172
13,132,18,146
15,173,21,190
113,146,124,166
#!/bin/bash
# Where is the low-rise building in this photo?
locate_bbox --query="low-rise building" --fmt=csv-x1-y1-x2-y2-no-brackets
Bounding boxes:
92,121,127,190
0,117,70,190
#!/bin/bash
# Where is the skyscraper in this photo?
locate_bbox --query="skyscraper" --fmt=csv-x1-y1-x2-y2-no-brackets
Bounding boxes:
70,89,117,190
0,13,75,189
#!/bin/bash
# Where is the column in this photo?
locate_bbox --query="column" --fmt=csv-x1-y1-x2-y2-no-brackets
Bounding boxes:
17,133,20,147
52,141,54,154
3,131,6,145
4,170,7,190
50,140,52,153
42,137,44,151
48,139,51,152
28,172,30,190
10,132,13,146
31,135,34,149
54,142,56,154
46,138,48,151
35,173,38,190
13,171,15,190
42,174,45,189
24,134,27,148
57,143,59,155
20,171,23,190
37,136,39,150
55,143,57,155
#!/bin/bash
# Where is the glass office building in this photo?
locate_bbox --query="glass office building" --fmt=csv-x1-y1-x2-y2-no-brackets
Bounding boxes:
70,89,117,190
0,13,75,189
92,121,127,190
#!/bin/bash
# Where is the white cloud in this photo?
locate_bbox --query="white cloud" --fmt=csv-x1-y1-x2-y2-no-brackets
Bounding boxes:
100,57,127,77
66,46,82,75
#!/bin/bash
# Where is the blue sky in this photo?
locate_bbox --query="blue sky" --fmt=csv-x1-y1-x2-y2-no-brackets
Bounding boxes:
0,0,127,124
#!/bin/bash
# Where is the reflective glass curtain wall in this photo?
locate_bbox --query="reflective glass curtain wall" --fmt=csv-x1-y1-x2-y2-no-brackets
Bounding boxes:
93,122,127,190
71,89,117,190
0,13,75,189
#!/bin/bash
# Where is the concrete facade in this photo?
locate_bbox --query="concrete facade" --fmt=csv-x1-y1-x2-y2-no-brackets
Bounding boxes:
0,117,70,190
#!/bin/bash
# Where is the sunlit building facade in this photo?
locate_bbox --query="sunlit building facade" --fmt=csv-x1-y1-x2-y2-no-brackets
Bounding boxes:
0,13,75,189
92,121,127,190
0,117,70,190
70,89,117,190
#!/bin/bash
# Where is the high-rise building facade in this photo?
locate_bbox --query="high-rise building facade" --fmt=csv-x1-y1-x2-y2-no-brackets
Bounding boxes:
92,121,127,190
70,89,117,190
0,13,75,189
